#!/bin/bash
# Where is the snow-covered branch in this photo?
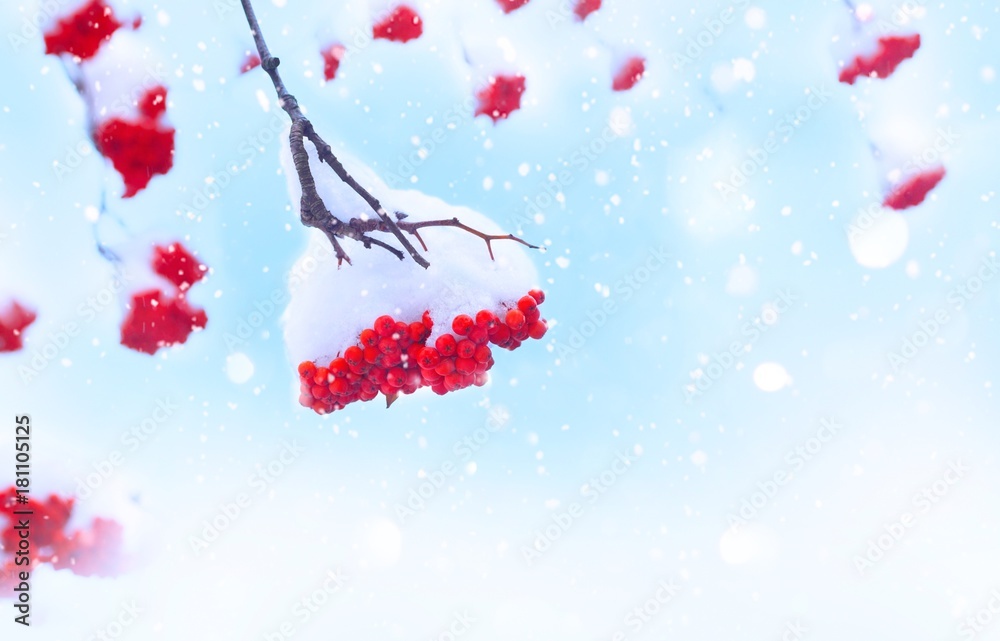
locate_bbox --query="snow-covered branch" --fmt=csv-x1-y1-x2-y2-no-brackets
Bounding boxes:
239,0,536,268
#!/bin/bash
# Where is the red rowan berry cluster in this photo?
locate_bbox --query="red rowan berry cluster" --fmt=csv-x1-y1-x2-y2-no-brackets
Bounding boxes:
93,84,175,198
883,166,946,211
43,0,123,61
44,1,174,199
839,34,921,85
297,290,547,414
0,300,37,353
120,242,209,355
475,75,528,123
373,5,423,43
0,487,123,595
836,23,945,214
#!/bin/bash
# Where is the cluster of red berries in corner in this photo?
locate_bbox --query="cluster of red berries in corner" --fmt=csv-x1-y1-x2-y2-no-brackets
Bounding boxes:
0,487,123,596
120,242,209,355
297,290,547,414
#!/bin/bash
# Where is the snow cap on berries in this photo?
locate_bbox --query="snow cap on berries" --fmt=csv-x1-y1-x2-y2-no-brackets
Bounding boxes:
280,140,540,368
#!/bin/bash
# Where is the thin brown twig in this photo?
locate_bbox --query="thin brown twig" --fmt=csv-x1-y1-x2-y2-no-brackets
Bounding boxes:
240,0,424,267
239,0,538,269
350,216,541,261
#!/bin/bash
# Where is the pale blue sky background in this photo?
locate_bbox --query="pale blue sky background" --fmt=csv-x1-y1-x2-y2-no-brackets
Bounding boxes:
1,0,999,639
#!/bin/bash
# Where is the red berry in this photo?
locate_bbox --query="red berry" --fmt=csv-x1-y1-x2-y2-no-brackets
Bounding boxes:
474,344,492,363
436,334,457,356
467,325,489,345
444,372,464,391
363,345,381,364
418,347,441,368
311,385,329,398
456,339,476,359
505,309,526,331
408,322,427,342
475,310,498,331
490,324,511,346
378,336,399,355
422,310,434,328
344,345,364,366
474,372,489,387
517,295,537,315
360,328,379,347
422,367,441,383
404,343,423,364
329,357,350,377
528,319,548,340
452,314,474,336
387,367,406,388
374,315,396,337
329,378,351,395
455,357,477,375
298,361,316,378
434,359,456,376
528,289,545,304
313,367,331,385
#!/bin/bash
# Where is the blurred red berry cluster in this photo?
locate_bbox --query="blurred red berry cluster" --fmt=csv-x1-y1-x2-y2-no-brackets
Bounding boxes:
120,243,209,355
44,1,174,198
43,0,123,60
0,301,37,353
0,488,123,596
373,5,423,43
93,85,175,198
839,34,921,85
475,75,527,123
299,0,641,117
